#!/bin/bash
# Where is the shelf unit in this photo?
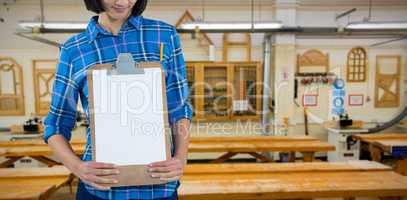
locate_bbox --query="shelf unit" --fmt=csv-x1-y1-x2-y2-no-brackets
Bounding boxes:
186,63,196,117
186,61,262,121
232,62,262,120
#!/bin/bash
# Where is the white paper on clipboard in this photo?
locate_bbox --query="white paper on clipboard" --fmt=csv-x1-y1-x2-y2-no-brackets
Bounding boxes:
91,68,167,165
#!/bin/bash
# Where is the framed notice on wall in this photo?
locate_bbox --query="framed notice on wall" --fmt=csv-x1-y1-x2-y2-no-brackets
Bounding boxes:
348,94,364,106
302,94,318,107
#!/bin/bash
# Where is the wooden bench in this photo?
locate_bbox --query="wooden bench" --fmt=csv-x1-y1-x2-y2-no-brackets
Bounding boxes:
0,136,334,166
0,166,72,200
179,160,407,200
189,136,335,162
353,133,407,175
0,144,85,167
0,138,85,147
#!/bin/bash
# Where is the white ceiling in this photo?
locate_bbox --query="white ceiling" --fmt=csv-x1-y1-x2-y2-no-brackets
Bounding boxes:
1,0,406,50
3,0,407,7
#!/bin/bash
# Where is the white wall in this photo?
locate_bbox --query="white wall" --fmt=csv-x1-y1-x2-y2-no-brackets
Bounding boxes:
294,44,407,124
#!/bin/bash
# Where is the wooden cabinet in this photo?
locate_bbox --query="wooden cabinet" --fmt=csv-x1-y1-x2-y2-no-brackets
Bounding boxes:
186,61,262,121
231,62,262,120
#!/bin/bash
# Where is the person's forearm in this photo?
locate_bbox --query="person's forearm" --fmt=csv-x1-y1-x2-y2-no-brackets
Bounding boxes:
173,118,190,165
47,134,83,172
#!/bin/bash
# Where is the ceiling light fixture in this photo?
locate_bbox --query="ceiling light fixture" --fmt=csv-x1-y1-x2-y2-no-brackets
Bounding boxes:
19,21,87,31
346,21,407,30
179,22,283,31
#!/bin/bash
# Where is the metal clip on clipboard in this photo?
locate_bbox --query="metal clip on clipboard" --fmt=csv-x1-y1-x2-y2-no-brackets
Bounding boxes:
109,53,144,75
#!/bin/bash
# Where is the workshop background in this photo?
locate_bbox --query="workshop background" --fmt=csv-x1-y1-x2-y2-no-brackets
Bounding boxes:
0,0,406,199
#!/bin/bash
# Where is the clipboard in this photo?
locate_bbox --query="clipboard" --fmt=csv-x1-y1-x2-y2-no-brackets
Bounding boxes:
87,53,171,187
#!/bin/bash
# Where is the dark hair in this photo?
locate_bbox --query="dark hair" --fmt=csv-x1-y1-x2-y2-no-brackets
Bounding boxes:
84,0,147,16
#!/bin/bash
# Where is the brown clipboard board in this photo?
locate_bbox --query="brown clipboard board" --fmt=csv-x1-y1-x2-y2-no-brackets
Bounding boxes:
86,55,171,187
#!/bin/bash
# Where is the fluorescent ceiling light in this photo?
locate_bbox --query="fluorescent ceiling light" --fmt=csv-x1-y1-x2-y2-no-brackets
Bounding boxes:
180,22,283,30
346,21,407,30
19,21,87,30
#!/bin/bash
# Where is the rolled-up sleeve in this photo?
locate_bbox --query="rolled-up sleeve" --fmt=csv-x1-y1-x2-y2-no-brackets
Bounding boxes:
43,45,78,143
166,27,193,125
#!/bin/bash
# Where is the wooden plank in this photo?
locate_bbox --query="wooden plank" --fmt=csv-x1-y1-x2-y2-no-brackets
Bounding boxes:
373,140,407,153
179,172,407,200
0,178,69,200
353,133,407,143
183,161,391,174
0,140,46,147
0,138,86,147
188,140,335,153
0,166,70,178
0,136,331,161
0,144,85,157
0,166,72,200
179,162,407,199
0,184,55,200
190,136,318,143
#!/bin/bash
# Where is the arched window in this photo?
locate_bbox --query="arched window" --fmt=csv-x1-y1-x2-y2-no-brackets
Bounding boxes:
347,47,367,82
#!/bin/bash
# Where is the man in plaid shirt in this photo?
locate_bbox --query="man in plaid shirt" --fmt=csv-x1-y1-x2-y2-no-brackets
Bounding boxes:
44,0,192,199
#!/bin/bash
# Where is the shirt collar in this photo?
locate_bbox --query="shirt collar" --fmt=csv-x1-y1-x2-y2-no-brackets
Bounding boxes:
86,15,142,42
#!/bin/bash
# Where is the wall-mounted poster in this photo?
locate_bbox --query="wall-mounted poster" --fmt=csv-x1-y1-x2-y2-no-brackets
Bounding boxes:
348,94,364,106
302,94,318,107
332,78,346,116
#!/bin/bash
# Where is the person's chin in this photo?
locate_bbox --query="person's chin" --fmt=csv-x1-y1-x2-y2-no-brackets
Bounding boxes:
110,13,130,20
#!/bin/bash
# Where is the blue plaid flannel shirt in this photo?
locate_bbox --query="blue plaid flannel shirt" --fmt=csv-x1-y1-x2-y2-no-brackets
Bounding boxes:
43,15,192,199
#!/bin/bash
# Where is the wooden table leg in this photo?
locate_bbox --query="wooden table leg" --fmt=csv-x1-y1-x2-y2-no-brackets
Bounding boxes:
31,156,60,167
288,152,296,162
211,152,238,163
394,158,407,176
66,174,75,194
0,156,23,168
301,152,314,162
369,144,383,162
247,152,273,162
38,185,57,200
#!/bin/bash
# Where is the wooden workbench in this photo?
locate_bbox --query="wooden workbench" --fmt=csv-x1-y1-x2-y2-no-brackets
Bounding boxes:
179,160,407,200
0,143,85,167
353,133,407,176
0,135,334,166
0,166,72,200
189,136,335,162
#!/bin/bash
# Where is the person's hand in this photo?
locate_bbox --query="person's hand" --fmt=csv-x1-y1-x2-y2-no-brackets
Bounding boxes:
73,161,120,190
148,157,184,181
